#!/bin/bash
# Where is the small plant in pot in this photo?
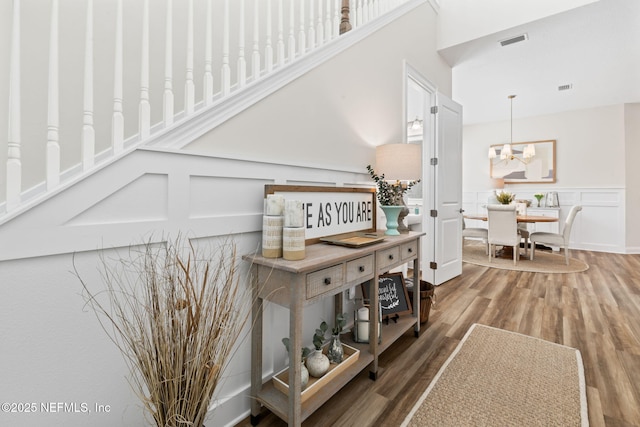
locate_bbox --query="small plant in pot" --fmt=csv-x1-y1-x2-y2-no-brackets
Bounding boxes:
282,338,311,390
496,191,515,205
305,321,330,378
327,313,346,364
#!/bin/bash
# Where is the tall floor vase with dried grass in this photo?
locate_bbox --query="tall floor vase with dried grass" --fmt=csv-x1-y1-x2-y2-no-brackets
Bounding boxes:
76,236,251,427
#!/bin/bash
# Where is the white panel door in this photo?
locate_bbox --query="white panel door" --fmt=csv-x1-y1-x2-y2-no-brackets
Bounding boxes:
432,94,463,285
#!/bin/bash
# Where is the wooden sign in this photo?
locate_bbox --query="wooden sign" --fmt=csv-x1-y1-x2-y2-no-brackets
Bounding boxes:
265,185,377,244
362,272,412,318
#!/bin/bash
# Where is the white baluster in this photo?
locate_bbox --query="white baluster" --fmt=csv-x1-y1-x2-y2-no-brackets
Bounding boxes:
324,0,332,41
316,0,324,45
112,0,124,153
356,0,362,28
163,0,174,127
204,0,213,105
298,0,306,55
221,0,231,95
83,0,96,170
350,0,357,29
252,0,261,81
7,0,21,211
363,0,369,25
238,0,247,87
277,0,285,67
138,0,150,139
184,0,194,114
288,0,296,61
47,0,61,189
308,0,316,49
333,0,340,38
265,0,273,72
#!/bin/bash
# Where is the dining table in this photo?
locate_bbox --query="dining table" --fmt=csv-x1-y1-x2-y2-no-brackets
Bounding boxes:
463,213,559,259
463,213,559,224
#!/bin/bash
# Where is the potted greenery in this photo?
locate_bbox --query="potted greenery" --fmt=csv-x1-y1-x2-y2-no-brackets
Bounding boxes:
366,165,420,235
327,313,346,364
496,190,515,205
305,321,330,377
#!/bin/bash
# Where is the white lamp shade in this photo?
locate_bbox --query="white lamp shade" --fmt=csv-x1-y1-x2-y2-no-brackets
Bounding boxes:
375,143,422,181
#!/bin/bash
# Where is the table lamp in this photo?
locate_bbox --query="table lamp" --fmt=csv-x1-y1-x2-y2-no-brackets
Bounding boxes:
375,143,422,233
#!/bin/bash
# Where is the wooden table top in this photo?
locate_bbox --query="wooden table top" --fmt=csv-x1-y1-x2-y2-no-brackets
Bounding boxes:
464,214,559,223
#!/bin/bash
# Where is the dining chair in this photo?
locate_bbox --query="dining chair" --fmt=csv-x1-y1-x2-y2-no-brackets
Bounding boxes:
462,218,489,254
487,204,520,265
530,205,582,265
518,224,530,256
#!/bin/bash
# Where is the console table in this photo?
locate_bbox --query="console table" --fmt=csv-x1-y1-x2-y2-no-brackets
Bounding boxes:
243,231,424,426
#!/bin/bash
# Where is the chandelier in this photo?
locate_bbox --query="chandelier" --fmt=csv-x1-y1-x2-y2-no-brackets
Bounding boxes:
488,95,535,164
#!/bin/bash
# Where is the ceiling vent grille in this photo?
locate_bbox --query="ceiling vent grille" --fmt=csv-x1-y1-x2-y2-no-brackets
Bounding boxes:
558,84,573,91
499,34,528,47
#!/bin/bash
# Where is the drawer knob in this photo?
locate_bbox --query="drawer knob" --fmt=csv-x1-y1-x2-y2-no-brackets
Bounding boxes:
388,254,394,260
359,266,365,272
407,248,413,253
324,278,331,285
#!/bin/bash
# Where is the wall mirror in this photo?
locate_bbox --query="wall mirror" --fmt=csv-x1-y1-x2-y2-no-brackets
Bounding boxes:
489,139,556,184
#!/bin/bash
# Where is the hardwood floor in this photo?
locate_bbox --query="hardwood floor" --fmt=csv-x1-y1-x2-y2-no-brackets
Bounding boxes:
236,249,640,427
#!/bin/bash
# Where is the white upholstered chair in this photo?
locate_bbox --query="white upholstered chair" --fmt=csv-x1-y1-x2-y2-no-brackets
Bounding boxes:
487,204,520,265
518,224,530,256
530,205,582,265
462,218,489,254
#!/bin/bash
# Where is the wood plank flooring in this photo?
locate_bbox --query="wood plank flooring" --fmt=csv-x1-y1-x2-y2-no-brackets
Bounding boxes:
236,249,640,427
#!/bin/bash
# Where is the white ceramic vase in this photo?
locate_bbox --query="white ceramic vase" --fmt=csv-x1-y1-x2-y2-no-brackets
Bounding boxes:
305,349,330,378
301,362,309,390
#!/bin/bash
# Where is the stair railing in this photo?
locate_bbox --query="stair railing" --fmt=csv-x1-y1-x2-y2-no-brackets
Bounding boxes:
2,0,411,215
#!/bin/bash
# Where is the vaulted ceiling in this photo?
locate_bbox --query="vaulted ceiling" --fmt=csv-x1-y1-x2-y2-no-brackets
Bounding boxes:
439,0,640,124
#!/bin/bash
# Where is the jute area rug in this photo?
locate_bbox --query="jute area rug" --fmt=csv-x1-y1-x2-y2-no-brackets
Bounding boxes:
402,324,589,427
463,243,589,273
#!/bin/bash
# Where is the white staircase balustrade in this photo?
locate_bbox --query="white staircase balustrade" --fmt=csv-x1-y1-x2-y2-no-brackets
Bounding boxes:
83,0,96,170
47,0,61,190
6,0,22,211
1,0,412,216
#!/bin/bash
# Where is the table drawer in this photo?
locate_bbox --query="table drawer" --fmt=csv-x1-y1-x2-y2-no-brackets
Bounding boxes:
401,240,418,261
306,264,344,299
377,246,401,271
346,255,374,283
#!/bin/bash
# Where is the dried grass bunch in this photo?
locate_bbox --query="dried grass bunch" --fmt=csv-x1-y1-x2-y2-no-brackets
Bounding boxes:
76,236,251,427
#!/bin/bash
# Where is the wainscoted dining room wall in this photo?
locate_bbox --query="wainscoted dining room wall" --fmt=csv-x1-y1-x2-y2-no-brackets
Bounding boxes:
462,103,640,254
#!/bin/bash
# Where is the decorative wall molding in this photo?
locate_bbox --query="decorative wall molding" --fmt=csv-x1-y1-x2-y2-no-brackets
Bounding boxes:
463,187,626,254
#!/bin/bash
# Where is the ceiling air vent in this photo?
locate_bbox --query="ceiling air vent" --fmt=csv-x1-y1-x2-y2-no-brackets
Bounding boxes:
499,34,528,47
558,84,573,91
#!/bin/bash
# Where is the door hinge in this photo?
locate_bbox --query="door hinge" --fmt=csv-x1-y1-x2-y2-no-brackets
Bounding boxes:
430,106,438,114
430,209,438,217
430,157,438,166
430,261,438,270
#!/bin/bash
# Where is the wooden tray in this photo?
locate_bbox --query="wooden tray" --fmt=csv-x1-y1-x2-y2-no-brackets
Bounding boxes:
320,232,385,248
272,343,360,402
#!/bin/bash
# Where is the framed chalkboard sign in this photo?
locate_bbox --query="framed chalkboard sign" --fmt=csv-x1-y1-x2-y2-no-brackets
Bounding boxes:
362,272,412,318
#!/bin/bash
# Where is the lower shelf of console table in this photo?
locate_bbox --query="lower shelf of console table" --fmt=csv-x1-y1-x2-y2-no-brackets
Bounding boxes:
258,315,418,423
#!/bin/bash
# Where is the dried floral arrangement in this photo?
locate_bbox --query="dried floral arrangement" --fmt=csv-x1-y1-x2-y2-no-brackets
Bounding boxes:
76,236,251,427
366,165,420,206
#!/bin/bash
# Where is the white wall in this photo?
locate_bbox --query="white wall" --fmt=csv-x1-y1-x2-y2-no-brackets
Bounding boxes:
625,103,640,251
462,103,636,253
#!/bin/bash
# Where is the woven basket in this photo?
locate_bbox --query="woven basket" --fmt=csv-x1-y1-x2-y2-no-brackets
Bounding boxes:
407,280,435,324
